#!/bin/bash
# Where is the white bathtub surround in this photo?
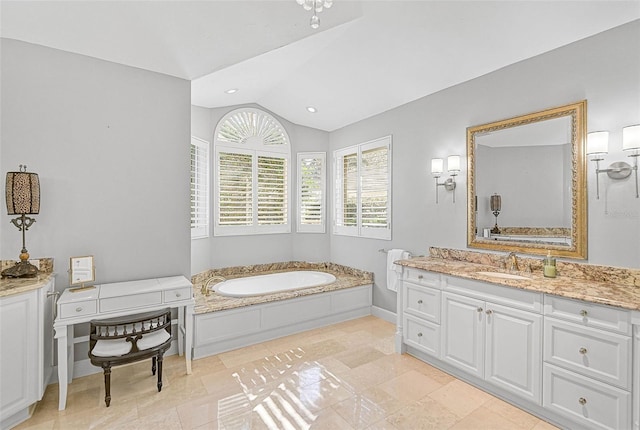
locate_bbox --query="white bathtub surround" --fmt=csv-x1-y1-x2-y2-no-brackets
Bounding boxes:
386,249,410,292
191,262,373,358
216,271,336,297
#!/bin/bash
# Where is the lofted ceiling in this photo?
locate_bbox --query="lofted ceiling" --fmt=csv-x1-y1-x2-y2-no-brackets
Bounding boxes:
1,1,639,131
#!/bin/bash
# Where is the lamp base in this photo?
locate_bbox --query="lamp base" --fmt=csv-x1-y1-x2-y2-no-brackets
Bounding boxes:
491,225,501,235
1,260,39,278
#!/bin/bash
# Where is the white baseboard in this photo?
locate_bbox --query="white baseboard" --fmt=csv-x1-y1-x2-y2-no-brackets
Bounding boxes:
371,305,396,324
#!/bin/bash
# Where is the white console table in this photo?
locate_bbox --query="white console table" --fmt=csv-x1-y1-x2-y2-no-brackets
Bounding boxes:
53,276,195,411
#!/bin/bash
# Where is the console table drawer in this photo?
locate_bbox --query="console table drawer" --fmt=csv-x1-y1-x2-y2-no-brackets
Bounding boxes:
544,296,631,335
404,283,440,323
164,287,192,303
59,301,97,319
100,292,162,313
544,318,631,390
543,364,630,430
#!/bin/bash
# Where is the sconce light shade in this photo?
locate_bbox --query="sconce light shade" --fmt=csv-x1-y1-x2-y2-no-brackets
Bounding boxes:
622,125,640,151
447,155,461,173
6,170,40,215
431,158,444,176
586,131,609,156
490,194,501,212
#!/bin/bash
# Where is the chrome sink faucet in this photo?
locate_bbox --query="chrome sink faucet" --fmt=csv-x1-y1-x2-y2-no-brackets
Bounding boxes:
505,252,519,273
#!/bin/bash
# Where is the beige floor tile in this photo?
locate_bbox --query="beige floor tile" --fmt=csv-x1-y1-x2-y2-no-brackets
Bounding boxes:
449,405,530,430
378,370,443,403
20,317,564,430
483,397,542,429
428,378,493,419
532,419,562,429
385,397,459,430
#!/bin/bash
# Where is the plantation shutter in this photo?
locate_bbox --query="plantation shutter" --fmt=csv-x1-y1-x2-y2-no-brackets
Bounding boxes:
361,145,389,230
257,154,287,225
297,153,326,233
217,151,253,226
333,136,392,240
190,137,209,238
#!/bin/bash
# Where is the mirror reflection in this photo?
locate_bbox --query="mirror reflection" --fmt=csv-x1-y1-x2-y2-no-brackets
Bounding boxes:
467,101,587,259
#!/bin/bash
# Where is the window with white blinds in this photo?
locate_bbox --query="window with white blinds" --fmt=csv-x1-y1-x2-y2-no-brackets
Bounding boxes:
297,152,326,233
190,136,209,239
334,136,392,240
214,108,291,236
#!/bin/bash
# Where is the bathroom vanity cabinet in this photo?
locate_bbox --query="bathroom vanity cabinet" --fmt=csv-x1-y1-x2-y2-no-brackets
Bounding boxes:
396,267,639,430
0,277,55,430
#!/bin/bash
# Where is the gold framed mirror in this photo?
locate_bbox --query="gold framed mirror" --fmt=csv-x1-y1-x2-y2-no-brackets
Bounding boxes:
467,100,587,259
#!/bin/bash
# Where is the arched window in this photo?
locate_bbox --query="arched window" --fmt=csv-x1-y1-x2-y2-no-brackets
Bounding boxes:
213,108,291,236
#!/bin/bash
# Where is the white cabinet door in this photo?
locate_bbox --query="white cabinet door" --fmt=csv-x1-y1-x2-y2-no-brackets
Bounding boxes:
441,292,484,378
485,302,542,404
0,289,38,418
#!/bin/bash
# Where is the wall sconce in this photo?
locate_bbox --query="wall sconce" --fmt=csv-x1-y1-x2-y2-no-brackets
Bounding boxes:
490,193,501,234
587,126,639,199
1,165,41,278
431,155,460,203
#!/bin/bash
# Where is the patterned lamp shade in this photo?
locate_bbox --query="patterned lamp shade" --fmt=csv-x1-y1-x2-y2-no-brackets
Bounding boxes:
6,170,40,215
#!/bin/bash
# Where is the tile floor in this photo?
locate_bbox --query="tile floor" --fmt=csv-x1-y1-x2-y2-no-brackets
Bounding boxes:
17,316,560,429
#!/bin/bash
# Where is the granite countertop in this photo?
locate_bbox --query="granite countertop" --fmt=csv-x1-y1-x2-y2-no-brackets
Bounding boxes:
0,273,55,298
193,266,373,315
397,256,640,312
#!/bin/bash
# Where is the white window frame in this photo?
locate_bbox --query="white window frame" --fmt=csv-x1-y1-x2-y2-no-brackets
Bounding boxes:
190,136,209,239
333,135,392,240
297,152,326,233
213,108,291,236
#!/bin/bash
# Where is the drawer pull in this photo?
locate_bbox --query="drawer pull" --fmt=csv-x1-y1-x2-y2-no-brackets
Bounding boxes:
417,299,423,305
578,397,587,405
485,309,493,315
417,332,423,337
477,307,483,313
75,307,83,312
418,275,424,280
175,292,182,298
580,309,588,317
579,347,588,355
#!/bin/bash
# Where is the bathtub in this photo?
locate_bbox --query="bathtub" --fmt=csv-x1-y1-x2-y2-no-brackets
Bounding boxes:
215,271,337,297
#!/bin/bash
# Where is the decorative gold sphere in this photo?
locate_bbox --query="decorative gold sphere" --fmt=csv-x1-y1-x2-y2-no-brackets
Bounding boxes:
19,252,30,261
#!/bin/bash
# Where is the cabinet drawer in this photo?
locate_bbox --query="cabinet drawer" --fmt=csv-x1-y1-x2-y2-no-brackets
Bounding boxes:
544,295,631,335
404,283,440,323
544,318,631,390
163,287,192,303
404,315,440,358
100,292,162,313
59,300,97,319
543,364,630,430
404,268,440,289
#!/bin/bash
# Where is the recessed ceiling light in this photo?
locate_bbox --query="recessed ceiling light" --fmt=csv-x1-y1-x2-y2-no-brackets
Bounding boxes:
225,88,238,94
306,106,317,113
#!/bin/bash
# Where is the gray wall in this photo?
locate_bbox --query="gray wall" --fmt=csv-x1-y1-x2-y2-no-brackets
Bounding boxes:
329,20,640,312
1,39,192,288
190,105,331,275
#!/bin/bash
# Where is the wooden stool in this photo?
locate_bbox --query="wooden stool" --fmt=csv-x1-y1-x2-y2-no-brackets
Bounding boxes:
88,308,172,407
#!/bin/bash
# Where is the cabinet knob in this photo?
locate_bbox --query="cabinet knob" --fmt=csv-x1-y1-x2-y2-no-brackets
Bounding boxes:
477,307,483,313
417,299,423,305
417,332,423,337
578,397,587,405
579,347,588,355
485,309,493,315
418,275,424,280
580,310,588,317
176,292,182,297
75,307,83,312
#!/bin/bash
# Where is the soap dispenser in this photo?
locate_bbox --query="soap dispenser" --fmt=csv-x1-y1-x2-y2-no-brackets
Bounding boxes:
543,251,557,278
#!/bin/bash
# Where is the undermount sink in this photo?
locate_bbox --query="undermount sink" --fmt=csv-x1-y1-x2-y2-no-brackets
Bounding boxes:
476,271,530,280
